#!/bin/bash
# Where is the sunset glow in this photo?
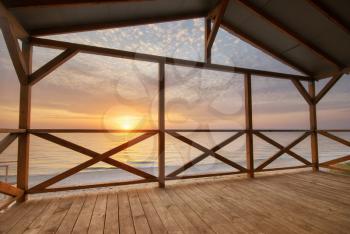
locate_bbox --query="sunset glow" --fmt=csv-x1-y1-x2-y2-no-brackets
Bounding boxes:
115,116,141,130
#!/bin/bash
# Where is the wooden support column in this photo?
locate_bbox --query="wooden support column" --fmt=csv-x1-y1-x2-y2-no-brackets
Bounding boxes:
17,41,32,201
205,17,211,63
244,73,254,178
158,62,165,188
308,81,319,172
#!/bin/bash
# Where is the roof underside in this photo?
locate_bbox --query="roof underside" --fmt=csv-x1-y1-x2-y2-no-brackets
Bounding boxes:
4,0,350,79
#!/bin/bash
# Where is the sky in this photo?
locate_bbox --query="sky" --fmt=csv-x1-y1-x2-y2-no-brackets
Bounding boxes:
0,18,349,130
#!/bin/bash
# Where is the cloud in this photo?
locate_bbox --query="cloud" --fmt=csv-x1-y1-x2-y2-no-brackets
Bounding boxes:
0,19,349,129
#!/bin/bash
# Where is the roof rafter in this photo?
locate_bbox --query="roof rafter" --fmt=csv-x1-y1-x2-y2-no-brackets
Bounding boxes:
0,1,28,39
305,0,350,36
0,18,28,84
220,20,313,76
205,0,229,63
236,0,344,69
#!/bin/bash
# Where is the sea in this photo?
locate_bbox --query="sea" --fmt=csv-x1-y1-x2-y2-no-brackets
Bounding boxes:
0,132,349,187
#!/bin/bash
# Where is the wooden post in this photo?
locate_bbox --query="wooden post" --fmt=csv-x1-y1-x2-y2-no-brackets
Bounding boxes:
205,17,211,64
158,62,165,187
308,81,319,172
17,41,32,201
244,73,254,178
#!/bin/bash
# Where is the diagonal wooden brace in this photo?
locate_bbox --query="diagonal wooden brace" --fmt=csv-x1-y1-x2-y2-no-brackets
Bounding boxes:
32,133,157,180
254,132,312,166
28,132,156,192
256,132,310,171
167,131,246,177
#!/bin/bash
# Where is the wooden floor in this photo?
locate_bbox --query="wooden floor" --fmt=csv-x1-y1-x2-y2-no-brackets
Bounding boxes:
0,171,349,234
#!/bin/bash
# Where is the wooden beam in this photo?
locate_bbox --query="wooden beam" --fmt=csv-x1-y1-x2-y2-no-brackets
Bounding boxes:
28,132,156,192
244,73,254,178
158,62,165,188
306,0,350,36
3,0,151,8
28,129,158,133
255,132,310,171
167,131,247,174
237,0,344,69
0,129,26,133
30,12,205,36
29,48,79,86
29,37,313,81
315,74,343,104
33,133,157,179
166,171,244,180
318,131,350,147
0,1,28,39
292,80,313,105
0,182,24,197
28,179,157,194
167,131,245,177
206,0,229,62
320,155,350,166
0,134,17,154
309,81,319,172
220,20,313,76
254,132,311,165
0,18,28,85
16,40,32,202
205,17,211,64
259,165,311,172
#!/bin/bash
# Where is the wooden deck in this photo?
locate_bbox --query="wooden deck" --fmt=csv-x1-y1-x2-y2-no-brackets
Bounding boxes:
0,171,349,234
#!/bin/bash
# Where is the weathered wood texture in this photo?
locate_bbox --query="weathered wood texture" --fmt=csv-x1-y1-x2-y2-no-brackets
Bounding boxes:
158,62,165,188
245,73,254,178
16,41,32,201
309,81,319,171
206,0,229,58
1,171,349,233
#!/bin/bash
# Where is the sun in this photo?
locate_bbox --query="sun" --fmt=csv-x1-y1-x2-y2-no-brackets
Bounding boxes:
116,116,141,130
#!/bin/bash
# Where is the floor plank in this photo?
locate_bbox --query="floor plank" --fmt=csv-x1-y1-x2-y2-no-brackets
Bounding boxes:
0,171,349,234
118,191,136,234
88,194,107,234
137,190,166,234
128,190,151,234
56,195,85,234
104,192,119,234
72,194,97,234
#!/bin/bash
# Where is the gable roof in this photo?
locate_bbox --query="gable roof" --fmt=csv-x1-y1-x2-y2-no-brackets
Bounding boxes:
3,0,350,79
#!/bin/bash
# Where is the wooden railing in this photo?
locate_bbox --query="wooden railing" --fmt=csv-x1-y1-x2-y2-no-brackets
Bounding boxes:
0,25,348,204
0,129,24,210
27,129,159,194
1,127,349,204
318,130,350,172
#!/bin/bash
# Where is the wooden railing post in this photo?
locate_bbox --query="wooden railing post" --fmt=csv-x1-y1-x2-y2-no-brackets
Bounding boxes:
309,81,319,172
17,40,32,201
158,62,165,187
244,73,254,178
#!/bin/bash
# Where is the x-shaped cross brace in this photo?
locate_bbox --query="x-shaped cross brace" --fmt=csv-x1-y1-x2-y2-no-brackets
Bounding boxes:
166,131,247,178
29,132,157,193
254,132,311,171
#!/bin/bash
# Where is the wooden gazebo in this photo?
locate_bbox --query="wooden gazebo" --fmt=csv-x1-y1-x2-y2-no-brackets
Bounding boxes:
0,0,349,232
